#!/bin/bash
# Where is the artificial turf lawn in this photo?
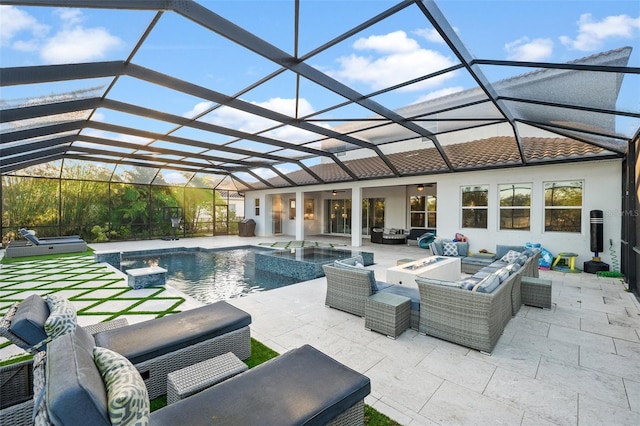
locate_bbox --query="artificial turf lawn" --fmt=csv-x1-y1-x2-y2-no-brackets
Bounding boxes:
2,253,399,424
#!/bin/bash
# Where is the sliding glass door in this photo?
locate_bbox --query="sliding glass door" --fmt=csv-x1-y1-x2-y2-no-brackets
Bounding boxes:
325,198,384,235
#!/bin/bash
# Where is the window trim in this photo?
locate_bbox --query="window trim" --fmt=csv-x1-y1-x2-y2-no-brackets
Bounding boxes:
461,185,489,229
498,182,532,231
543,180,584,233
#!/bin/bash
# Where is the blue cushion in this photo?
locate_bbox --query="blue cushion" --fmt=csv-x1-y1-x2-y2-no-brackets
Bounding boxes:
379,286,420,312
10,294,49,350
333,256,377,292
455,242,469,257
46,333,111,426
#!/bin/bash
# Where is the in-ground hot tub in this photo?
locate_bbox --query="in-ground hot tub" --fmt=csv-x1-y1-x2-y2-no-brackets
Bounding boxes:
255,247,374,280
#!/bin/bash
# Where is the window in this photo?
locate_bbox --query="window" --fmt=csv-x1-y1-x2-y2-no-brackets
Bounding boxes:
303,199,315,220
544,181,582,232
255,198,260,216
410,195,437,228
461,185,488,228
499,183,531,230
289,199,296,220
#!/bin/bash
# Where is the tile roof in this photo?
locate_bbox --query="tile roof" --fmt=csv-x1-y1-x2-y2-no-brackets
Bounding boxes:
266,136,611,188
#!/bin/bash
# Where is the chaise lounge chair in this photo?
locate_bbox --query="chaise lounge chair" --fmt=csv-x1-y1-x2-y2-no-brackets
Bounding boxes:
4,228,88,258
32,332,370,425
0,294,251,405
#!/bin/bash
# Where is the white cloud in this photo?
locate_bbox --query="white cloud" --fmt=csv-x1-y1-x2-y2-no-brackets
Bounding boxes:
41,26,121,64
1,6,121,64
186,97,320,143
412,86,464,104
414,26,459,44
0,6,49,46
183,102,215,119
353,30,420,53
54,8,84,26
414,28,445,44
505,37,554,61
329,31,457,92
560,13,640,51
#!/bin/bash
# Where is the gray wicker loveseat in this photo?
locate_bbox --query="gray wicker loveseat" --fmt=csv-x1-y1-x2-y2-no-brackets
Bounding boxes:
416,248,541,353
34,332,371,425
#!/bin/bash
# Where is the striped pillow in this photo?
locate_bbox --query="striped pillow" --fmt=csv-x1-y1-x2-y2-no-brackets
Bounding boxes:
94,346,150,426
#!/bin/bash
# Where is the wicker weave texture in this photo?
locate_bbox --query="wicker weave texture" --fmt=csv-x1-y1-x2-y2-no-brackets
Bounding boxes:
521,276,552,309
0,399,32,426
167,351,248,404
326,400,365,426
417,271,518,353
0,359,33,410
137,325,251,399
365,294,410,339
323,265,374,317
83,318,128,334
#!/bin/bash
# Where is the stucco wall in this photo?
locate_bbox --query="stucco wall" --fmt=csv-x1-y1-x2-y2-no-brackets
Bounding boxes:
433,159,621,268
244,159,622,269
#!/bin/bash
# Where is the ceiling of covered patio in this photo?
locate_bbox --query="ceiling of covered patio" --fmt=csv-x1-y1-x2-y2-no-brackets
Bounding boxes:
1,0,639,192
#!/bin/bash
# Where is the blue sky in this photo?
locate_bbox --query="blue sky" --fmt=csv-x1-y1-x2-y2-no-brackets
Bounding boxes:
1,1,639,149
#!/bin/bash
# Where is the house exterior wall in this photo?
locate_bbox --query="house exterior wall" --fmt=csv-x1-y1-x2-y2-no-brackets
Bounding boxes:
433,159,621,268
245,159,622,269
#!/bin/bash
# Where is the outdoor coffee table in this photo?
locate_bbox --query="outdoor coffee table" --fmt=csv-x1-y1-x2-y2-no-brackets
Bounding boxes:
386,256,461,288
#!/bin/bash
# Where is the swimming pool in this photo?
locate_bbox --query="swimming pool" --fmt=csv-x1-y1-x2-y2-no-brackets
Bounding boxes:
120,246,300,304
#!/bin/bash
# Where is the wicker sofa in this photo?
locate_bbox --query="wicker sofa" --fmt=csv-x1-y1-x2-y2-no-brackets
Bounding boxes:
370,227,407,244
416,248,540,353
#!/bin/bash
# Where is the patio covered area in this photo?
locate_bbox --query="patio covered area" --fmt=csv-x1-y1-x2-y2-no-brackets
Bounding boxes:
1,235,639,424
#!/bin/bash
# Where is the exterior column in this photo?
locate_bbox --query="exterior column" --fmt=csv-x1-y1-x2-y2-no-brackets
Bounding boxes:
351,187,363,247
295,191,304,241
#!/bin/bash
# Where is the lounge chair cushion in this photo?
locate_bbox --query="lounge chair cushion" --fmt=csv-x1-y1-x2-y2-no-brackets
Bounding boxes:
472,274,501,293
94,301,251,364
9,294,49,350
46,332,111,426
151,344,371,425
93,346,150,425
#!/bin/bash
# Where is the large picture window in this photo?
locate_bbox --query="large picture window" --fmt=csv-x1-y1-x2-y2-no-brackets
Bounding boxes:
544,181,583,233
461,185,488,228
499,183,531,230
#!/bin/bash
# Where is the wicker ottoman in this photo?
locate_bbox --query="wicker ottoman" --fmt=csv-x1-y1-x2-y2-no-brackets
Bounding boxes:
365,292,411,339
167,352,248,404
521,276,552,309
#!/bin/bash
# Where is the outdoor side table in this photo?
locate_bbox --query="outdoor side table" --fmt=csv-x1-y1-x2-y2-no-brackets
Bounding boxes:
521,276,552,309
166,352,248,405
365,292,411,339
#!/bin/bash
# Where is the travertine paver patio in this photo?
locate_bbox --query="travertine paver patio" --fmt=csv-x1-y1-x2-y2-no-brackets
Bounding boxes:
2,236,639,425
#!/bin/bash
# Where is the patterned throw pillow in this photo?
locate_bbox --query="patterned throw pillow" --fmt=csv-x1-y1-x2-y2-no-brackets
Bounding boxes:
442,241,459,257
44,294,76,339
94,346,150,426
499,250,521,264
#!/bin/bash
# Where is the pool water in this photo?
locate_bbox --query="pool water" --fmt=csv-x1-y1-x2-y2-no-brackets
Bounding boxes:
120,247,300,304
